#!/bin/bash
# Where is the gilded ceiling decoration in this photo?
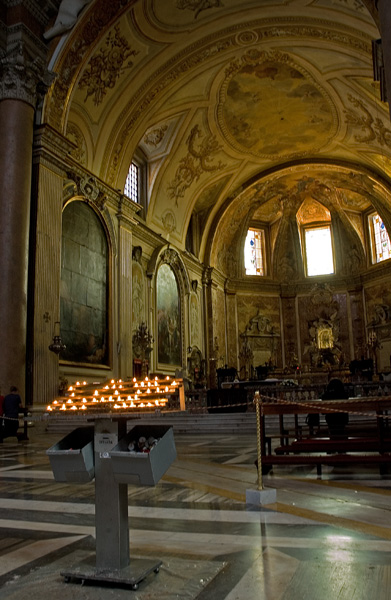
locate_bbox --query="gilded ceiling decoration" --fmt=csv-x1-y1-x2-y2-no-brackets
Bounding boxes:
143,126,168,148
167,125,226,206
218,50,337,159
296,199,331,225
44,0,387,261
46,0,132,130
345,95,391,148
78,24,139,106
176,0,224,19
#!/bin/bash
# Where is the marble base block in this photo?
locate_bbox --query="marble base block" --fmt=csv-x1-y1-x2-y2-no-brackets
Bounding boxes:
246,487,277,505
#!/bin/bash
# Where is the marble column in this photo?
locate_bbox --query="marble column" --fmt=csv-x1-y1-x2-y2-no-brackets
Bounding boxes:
0,99,35,397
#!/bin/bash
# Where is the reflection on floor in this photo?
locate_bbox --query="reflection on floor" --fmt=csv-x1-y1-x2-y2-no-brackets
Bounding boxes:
1,422,391,599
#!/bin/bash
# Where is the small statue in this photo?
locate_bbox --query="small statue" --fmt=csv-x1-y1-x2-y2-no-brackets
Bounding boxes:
44,0,92,40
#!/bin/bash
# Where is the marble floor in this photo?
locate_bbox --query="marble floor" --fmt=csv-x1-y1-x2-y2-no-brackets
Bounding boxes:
1,421,391,599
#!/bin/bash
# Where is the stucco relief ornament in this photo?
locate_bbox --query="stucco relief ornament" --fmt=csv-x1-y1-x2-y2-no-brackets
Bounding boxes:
78,24,139,106
66,123,86,164
176,0,224,19
161,248,178,266
80,175,100,201
310,283,334,307
345,95,391,148
168,124,225,206
144,126,168,148
0,43,55,106
162,211,176,234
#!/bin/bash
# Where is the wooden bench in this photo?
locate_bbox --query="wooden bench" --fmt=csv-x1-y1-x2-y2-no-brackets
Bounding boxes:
274,436,391,455
257,453,391,476
258,396,391,476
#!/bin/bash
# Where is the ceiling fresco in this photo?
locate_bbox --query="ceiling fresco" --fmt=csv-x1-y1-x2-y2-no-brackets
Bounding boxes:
217,51,337,158
44,0,391,267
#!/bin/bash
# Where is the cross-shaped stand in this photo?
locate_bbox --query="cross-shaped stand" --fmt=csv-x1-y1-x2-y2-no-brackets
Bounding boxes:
58,417,164,590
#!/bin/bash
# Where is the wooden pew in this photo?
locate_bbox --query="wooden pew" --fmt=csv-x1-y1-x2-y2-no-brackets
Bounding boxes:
258,396,391,476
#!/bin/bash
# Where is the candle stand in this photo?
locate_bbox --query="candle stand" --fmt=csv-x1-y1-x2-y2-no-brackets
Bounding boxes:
47,416,176,590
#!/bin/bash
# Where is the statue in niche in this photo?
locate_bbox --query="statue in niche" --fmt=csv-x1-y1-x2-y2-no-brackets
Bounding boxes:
278,251,296,281
190,294,200,348
132,268,144,325
305,316,341,368
345,244,361,273
245,310,272,335
372,304,391,325
316,325,334,350
132,246,142,263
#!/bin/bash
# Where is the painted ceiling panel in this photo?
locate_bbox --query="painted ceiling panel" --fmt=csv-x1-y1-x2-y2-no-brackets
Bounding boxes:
46,0,391,263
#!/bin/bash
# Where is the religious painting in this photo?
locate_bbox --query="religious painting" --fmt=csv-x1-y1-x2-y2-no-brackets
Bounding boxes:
60,201,109,366
157,263,181,365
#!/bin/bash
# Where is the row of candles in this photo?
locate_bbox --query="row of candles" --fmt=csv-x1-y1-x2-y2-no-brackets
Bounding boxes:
46,375,181,413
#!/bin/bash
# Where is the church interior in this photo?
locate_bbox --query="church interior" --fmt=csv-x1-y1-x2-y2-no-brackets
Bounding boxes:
2,0,391,598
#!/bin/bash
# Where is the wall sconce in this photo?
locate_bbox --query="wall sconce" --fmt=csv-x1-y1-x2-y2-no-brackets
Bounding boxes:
49,321,66,354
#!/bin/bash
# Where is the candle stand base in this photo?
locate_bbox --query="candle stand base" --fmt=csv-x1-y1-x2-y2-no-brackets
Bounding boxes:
61,557,163,590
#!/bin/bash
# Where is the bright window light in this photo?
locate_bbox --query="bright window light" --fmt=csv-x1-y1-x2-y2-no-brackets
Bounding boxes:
124,162,139,202
305,226,334,276
372,214,391,263
245,228,265,275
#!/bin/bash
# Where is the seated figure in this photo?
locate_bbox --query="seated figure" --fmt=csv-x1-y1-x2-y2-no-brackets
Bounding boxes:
322,378,349,438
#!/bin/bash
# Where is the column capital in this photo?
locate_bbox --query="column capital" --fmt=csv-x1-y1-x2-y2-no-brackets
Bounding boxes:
0,41,55,106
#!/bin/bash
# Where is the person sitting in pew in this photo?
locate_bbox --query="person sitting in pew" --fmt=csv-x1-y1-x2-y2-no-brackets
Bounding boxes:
322,378,349,438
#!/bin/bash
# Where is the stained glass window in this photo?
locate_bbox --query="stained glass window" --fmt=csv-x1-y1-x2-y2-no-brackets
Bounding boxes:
245,228,265,275
372,214,391,263
305,226,334,276
124,161,139,203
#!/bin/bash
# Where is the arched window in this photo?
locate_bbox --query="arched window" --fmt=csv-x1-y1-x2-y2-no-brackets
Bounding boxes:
60,202,109,365
124,153,147,211
124,161,139,203
297,200,334,276
244,227,265,275
369,213,391,264
303,225,334,276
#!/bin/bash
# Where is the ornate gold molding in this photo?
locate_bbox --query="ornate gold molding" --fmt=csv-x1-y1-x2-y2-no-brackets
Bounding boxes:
167,124,225,206
93,17,373,184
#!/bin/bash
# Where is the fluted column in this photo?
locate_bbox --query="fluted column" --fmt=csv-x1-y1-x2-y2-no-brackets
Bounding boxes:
116,199,138,380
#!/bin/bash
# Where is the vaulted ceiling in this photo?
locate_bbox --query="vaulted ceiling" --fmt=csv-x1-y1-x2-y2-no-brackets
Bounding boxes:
44,0,391,272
